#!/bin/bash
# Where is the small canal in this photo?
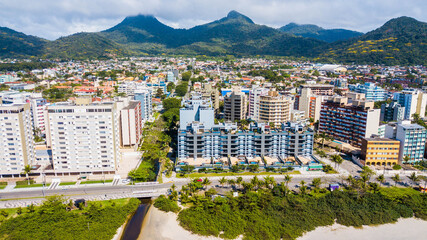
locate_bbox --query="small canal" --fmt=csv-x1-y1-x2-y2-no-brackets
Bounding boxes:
121,198,151,240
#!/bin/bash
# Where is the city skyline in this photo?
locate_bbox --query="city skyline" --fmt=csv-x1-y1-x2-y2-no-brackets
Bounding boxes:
0,0,426,40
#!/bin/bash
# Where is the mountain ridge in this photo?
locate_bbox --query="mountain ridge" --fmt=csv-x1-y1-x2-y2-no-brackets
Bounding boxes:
279,23,363,42
0,12,425,65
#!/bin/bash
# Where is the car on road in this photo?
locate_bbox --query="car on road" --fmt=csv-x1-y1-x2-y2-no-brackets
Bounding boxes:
196,178,203,182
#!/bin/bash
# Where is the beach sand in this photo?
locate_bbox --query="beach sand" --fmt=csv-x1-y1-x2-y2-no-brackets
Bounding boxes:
298,218,427,240
140,207,426,240
139,207,239,240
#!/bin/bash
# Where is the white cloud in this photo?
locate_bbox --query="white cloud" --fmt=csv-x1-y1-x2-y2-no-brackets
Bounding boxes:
0,0,425,40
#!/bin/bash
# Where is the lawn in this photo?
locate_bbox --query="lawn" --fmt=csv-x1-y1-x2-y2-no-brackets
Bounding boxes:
59,182,76,186
178,171,301,178
80,180,113,184
14,184,45,189
0,182,7,190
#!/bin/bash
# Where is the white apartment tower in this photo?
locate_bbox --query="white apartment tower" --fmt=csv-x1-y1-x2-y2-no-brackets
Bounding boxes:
248,86,269,121
46,100,121,174
0,103,35,175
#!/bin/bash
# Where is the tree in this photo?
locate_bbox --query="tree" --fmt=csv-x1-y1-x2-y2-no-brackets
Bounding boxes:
227,179,236,189
311,178,322,190
162,98,181,111
392,174,401,186
251,176,261,190
368,182,380,193
376,174,386,187
175,82,188,97
316,132,332,148
249,165,259,173
23,165,32,185
202,178,211,190
403,155,410,165
236,177,243,189
331,155,343,170
361,166,375,181
167,82,175,93
263,176,276,189
219,177,227,188
284,174,292,189
299,180,307,194
408,172,420,187
181,71,192,81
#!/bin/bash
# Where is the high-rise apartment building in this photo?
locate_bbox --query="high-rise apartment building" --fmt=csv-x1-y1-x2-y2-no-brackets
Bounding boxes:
224,87,247,122
297,88,327,122
179,94,214,130
248,86,269,121
133,86,152,122
361,138,400,167
318,97,380,147
120,101,142,147
259,91,292,127
29,97,48,135
300,84,334,96
349,82,388,101
385,120,427,164
393,89,427,120
46,100,121,174
118,82,153,122
0,103,35,175
201,83,220,112
380,102,405,122
178,122,313,161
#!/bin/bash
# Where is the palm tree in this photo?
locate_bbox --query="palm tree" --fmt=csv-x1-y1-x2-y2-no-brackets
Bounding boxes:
171,183,176,192
236,176,243,189
346,175,354,188
408,172,420,187
202,178,211,190
23,165,32,185
330,155,343,170
368,182,380,193
227,179,236,189
403,155,410,165
299,180,307,194
251,176,260,190
263,176,275,189
284,174,292,189
219,177,227,188
376,174,386,187
317,132,332,148
391,174,400,186
242,182,254,192
311,178,322,190
361,166,375,180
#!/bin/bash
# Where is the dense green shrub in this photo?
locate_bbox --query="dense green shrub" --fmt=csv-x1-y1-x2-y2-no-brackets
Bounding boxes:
154,195,181,213
177,189,427,240
0,196,139,240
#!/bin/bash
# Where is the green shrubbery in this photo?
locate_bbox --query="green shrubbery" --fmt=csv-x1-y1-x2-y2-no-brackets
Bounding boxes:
0,196,139,240
154,195,181,213
176,188,427,240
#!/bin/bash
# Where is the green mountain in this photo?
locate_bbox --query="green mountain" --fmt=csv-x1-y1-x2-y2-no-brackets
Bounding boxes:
100,11,325,56
42,32,128,59
0,27,48,58
0,13,426,65
318,16,427,65
279,23,363,42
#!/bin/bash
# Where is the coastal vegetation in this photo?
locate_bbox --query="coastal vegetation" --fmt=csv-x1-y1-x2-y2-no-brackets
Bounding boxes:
155,177,427,240
0,196,139,240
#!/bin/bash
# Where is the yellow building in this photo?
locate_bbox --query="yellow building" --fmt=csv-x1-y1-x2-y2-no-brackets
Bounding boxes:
361,138,400,166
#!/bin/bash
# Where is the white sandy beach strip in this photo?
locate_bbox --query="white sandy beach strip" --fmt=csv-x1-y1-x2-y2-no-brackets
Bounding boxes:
139,207,239,240
298,218,427,240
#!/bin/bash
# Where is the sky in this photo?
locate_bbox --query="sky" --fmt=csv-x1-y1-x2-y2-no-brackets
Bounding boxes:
0,0,426,40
